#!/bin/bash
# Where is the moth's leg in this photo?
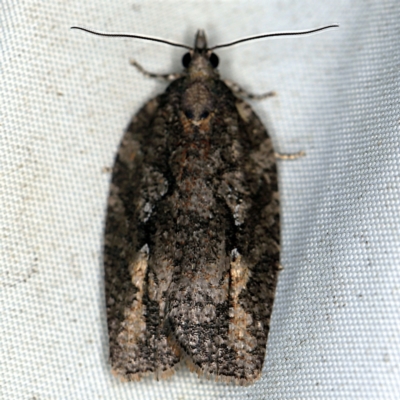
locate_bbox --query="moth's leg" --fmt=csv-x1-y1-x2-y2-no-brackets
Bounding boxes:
224,78,275,100
130,59,183,82
275,150,305,160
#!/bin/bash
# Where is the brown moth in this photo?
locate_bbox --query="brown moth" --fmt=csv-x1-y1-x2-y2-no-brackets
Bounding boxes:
72,24,338,385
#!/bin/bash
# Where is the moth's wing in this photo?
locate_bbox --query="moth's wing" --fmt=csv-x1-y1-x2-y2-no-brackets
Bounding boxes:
104,96,181,381
165,94,280,385
219,99,280,384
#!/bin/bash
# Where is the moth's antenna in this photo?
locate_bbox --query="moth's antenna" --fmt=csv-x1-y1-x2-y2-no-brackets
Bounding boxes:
70,26,193,50
209,25,339,50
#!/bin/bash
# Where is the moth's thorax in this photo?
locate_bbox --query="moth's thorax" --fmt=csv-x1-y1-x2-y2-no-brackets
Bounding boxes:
180,80,214,127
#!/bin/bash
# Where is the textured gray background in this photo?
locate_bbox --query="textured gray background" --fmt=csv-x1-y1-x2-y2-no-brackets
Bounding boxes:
1,0,399,399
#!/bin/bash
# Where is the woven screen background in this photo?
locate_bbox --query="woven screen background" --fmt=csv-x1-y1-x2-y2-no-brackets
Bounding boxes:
1,1,399,398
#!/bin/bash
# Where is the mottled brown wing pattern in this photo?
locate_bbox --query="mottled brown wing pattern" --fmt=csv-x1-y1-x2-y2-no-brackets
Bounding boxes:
104,96,182,380
104,74,279,385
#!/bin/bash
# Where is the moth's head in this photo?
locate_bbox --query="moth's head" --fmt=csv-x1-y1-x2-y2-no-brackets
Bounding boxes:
181,30,219,76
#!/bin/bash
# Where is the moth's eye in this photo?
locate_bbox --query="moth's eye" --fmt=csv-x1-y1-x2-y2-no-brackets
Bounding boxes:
209,53,219,68
182,52,192,68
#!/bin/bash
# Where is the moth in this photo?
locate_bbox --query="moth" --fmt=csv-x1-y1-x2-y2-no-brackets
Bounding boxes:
72,24,338,385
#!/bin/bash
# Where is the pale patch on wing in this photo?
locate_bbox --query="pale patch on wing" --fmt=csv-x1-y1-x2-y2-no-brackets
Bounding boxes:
228,249,257,354
235,100,253,123
116,245,149,353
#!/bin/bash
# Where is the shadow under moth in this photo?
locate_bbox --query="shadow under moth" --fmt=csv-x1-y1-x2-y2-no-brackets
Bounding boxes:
72,24,337,385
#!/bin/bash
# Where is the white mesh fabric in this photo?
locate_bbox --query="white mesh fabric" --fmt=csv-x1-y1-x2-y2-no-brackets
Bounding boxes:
1,1,399,399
